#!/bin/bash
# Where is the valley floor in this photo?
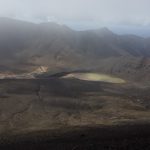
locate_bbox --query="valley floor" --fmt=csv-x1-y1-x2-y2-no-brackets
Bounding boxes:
0,78,150,149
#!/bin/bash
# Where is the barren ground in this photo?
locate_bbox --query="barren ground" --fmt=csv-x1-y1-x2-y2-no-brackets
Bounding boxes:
0,78,150,149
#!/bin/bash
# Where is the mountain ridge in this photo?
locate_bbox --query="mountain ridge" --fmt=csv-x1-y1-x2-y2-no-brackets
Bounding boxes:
0,18,150,82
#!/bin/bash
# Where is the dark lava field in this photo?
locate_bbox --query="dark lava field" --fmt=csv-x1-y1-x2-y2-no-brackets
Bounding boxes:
0,78,150,149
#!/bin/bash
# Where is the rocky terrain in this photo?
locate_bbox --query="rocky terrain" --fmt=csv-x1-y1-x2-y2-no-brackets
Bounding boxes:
0,79,149,149
0,66,48,79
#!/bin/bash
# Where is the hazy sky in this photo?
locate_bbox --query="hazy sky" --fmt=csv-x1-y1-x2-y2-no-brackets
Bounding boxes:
0,0,150,36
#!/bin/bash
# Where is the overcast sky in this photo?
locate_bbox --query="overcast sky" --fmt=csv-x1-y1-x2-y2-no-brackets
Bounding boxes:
0,0,150,36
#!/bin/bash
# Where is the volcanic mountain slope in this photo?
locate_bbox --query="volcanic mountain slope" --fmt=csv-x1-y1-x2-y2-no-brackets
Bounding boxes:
0,17,150,81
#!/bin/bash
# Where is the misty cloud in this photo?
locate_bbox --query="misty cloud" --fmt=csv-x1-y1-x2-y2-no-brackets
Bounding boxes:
0,0,150,27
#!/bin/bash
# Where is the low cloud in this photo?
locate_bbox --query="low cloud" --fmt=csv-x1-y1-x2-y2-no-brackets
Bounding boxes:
0,0,150,27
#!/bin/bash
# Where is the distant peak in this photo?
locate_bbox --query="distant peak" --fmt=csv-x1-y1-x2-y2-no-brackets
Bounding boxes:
92,27,116,37
39,22,72,31
100,27,111,31
98,27,114,34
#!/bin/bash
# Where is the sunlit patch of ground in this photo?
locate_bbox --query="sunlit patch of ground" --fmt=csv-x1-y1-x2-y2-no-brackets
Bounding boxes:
62,73,126,84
